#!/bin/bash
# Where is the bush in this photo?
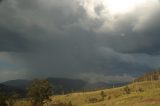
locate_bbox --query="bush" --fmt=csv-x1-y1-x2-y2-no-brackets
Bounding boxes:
88,98,98,103
124,86,131,94
138,88,144,92
52,101,76,106
100,91,106,98
108,96,111,100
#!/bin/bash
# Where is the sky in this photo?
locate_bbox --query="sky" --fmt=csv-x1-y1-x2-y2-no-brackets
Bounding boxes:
0,0,160,83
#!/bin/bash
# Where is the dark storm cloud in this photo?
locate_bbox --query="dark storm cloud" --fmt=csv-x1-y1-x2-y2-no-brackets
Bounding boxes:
0,0,160,82
0,26,29,52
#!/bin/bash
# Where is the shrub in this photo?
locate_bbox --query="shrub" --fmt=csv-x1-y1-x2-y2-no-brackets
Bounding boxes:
100,91,106,98
108,96,111,100
88,97,98,103
52,101,76,106
124,86,131,94
138,88,144,92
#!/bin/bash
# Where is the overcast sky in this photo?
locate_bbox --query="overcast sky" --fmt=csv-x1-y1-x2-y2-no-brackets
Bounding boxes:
0,0,160,82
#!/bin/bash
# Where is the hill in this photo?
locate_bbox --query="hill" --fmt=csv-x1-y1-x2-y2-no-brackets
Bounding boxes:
2,78,88,94
6,71,160,106
14,80,160,106
47,78,88,94
2,78,127,95
2,79,32,90
0,84,25,96
51,80,160,106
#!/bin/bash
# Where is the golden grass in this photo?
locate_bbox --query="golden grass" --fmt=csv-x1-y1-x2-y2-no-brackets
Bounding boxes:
51,81,160,106
16,80,160,106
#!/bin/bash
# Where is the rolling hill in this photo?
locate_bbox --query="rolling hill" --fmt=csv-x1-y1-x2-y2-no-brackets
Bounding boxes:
1,78,127,95
14,80,160,106
0,83,25,96
8,70,160,106
50,80,160,106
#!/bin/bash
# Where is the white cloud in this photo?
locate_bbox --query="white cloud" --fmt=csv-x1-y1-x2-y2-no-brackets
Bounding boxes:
77,0,160,33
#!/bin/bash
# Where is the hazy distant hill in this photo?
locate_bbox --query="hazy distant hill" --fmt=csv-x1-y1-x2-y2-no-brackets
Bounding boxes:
2,78,87,94
135,70,160,82
2,79,32,90
1,78,128,95
0,83,25,96
47,78,88,94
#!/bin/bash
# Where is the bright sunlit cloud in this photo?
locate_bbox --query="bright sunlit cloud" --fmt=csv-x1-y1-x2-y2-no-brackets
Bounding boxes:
103,0,146,14
78,0,149,16
77,0,160,33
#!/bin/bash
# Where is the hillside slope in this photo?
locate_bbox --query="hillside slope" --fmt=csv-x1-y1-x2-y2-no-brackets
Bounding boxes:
51,80,160,106
14,80,160,106
2,78,127,95
0,84,25,96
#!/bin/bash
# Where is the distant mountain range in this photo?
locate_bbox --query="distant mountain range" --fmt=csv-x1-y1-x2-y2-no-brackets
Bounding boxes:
0,78,128,96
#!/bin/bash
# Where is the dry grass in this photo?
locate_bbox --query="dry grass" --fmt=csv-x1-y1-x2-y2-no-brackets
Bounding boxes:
16,80,160,106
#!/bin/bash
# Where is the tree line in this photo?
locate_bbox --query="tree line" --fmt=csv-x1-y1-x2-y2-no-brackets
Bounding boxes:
135,70,160,82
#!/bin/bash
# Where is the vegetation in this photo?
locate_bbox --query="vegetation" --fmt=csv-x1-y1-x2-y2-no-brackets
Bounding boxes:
100,91,106,99
8,92,20,106
52,80,160,106
7,80,160,106
135,70,160,82
52,101,76,106
0,90,20,106
2,71,160,106
27,79,53,106
123,86,131,94
0,91,8,106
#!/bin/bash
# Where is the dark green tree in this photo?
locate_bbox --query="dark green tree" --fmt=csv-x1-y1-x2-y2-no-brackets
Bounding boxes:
27,79,53,106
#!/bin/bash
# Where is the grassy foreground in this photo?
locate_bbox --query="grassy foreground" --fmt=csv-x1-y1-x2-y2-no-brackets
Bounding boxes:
16,80,160,106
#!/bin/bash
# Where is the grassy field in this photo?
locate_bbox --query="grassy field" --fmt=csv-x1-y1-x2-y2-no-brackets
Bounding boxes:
51,81,160,106
15,80,160,106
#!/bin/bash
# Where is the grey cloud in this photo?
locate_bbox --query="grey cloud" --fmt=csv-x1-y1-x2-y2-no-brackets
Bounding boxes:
0,0,160,82
0,26,30,52
96,7,160,55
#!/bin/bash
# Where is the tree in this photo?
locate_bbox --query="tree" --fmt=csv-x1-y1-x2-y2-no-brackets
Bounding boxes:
27,79,53,106
0,91,8,106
